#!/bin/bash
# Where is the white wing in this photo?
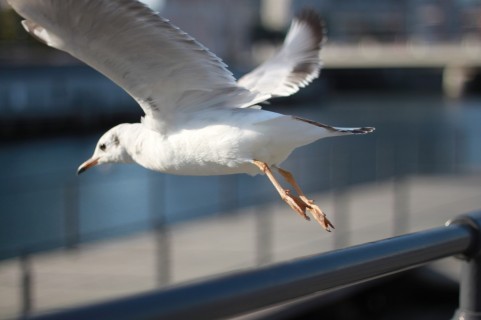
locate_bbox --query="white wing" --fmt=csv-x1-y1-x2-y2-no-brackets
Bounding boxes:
8,0,265,132
238,10,325,98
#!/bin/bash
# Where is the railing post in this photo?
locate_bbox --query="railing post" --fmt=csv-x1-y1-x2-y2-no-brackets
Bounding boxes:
448,212,481,320
20,252,33,318
255,204,272,266
454,256,481,320
219,175,239,214
64,180,80,249
393,176,409,235
150,175,171,286
154,220,171,286
330,144,350,249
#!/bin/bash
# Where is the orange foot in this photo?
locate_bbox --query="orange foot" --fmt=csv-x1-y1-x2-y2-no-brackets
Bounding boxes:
304,199,334,232
282,190,310,221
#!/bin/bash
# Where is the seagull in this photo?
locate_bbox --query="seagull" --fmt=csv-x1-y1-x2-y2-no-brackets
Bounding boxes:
8,0,374,231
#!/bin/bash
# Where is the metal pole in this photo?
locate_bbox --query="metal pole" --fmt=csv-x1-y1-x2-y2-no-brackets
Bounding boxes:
449,213,481,320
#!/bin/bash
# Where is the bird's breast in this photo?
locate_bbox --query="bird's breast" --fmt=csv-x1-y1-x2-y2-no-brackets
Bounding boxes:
132,125,262,176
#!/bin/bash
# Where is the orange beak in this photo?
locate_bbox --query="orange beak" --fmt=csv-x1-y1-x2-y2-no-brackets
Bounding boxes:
77,157,99,175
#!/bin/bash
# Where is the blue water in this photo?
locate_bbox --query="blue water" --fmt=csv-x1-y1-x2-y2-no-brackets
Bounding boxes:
1,93,481,259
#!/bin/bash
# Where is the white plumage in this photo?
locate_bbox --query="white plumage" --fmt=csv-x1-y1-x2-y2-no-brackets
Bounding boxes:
8,0,374,231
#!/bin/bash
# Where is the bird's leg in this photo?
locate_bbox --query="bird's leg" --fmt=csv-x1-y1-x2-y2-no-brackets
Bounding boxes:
275,166,334,232
252,160,310,221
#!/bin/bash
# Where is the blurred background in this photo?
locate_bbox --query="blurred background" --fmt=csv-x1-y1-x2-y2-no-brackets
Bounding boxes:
2,0,481,319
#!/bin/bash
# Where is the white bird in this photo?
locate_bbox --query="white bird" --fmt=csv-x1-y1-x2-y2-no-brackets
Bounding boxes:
8,0,374,231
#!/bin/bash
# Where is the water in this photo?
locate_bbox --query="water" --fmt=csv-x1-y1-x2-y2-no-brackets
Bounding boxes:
1,93,480,260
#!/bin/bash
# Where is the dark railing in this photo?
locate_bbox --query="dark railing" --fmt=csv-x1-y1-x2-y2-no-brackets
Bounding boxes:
27,211,481,320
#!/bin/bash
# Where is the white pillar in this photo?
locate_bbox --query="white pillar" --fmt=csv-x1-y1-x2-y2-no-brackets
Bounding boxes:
261,0,292,30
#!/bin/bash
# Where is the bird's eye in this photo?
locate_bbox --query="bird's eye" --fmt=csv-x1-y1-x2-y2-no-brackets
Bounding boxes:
99,143,106,151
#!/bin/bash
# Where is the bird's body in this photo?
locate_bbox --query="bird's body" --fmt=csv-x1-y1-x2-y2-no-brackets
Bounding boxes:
116,108,343,176
8,0,374,231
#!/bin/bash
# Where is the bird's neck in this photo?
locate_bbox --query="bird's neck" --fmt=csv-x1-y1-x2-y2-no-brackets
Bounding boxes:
114,123,144,162
121,123,166,169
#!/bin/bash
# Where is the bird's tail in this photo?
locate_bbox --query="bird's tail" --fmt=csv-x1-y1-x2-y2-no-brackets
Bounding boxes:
328,126,375,134
293,116,375,135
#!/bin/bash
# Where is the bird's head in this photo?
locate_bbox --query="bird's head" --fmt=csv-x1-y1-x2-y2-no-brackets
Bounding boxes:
77,124,133,175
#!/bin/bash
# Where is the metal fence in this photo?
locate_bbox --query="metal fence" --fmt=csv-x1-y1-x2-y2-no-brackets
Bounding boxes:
1,126,470,318
24,211,481,320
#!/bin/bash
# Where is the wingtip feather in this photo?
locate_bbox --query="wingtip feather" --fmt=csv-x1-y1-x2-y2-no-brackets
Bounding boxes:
294,9,326,48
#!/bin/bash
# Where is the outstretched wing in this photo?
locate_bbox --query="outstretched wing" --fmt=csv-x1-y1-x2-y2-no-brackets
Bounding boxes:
238,10,325,98
8,0,264,132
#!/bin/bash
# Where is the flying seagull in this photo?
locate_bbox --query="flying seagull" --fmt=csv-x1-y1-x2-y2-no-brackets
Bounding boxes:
8,0,374,231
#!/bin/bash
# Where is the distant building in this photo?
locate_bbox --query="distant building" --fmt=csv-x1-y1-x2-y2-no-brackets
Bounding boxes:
160,0,260,67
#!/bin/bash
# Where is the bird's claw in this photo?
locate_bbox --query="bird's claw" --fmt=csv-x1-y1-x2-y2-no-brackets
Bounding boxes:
282,191,334,231
283,190,310,221
306,203,335,232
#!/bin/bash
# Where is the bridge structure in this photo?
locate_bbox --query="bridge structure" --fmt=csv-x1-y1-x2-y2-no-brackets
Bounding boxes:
322,42,481,97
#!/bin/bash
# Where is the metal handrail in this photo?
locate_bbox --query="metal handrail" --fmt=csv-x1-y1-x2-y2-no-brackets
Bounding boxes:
28,211,481,320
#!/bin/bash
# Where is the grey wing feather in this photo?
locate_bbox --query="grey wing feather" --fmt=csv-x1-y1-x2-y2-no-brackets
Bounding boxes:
238,10,325,98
